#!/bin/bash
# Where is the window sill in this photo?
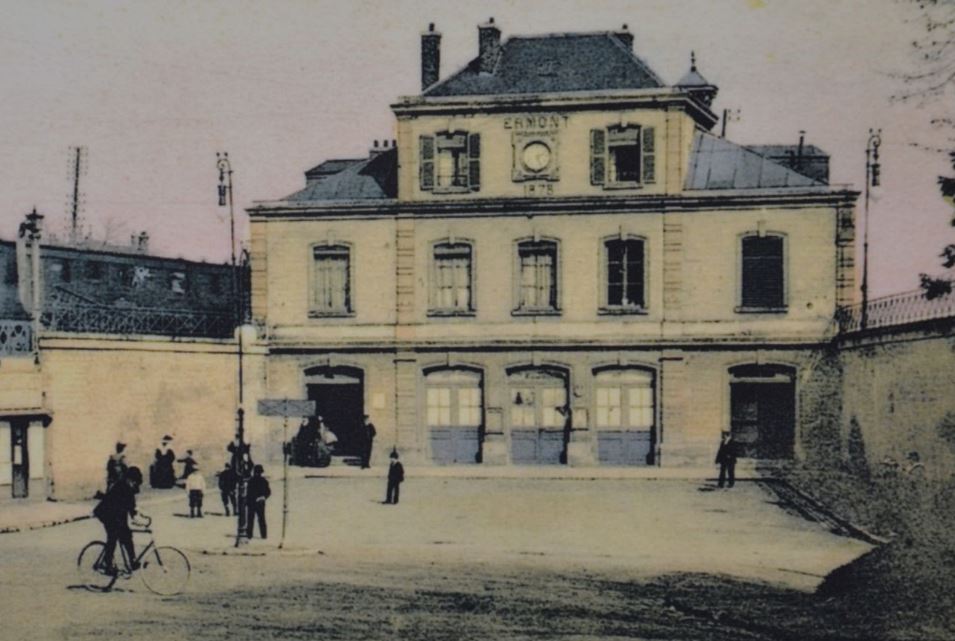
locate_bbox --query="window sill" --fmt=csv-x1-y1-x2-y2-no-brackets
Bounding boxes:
598,306,648,316
431,185,471,195
602,182,647,191
511,308,562,317
427,309,476,318
308,310,355,319
735,306,788,314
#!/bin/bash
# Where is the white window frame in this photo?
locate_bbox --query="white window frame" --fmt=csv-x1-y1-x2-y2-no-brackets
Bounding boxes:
309,243,353,317
429,240,475,316
513,238,560,315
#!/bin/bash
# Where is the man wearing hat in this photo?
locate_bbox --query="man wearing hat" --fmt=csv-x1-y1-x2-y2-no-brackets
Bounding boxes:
93,465,144,573
106,442,128,491
384,448,405,505
150,435,176,489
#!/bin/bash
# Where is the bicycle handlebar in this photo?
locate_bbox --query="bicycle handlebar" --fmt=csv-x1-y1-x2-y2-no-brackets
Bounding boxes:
131,513,152,528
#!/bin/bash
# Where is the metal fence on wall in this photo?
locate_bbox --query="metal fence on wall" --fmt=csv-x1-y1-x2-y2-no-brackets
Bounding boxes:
837,288,955,334
41,303,235,339
0,319,31,356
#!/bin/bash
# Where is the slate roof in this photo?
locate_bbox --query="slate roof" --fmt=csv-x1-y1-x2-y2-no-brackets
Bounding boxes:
747,144,828,158
305,158,364,182
423,32,664,97
285,149,398,201
685,132,826,191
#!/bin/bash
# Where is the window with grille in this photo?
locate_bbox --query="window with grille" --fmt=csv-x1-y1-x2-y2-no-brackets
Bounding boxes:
516,240,558,313
604,238,645,310
311,245,351,315
431,242,473,314
740,235,785,311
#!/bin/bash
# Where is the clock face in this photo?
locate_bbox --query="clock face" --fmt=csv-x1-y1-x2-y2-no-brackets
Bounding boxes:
522,141,551,172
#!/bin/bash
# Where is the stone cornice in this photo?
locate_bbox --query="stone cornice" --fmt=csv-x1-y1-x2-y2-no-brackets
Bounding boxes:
390,88,718,129
248,190,860,222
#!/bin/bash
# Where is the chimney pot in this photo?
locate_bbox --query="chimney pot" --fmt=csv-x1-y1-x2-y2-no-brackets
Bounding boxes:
614,24,634,50
374,139,379,148
421,23,442,91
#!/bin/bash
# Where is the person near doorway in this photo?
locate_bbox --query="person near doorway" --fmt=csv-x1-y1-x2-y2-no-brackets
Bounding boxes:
178,449,198,481
150,435,176,489
715,431,739,489
318,416,338,451
384,448,404,505
186,464,206,518
217,462,237,516
293,417,319,466
106,442,128,491
93,465,143,573
361,415,376,469
246,464,271,539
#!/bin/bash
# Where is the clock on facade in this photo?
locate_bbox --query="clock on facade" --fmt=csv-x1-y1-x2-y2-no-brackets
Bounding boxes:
521,141,551,172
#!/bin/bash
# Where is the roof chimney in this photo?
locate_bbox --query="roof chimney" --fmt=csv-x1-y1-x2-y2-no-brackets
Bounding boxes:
614,24,633,50
421,23,441,91
478,18,501,74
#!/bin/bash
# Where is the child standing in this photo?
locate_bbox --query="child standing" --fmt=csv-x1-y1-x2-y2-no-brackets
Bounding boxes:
186,464,206,518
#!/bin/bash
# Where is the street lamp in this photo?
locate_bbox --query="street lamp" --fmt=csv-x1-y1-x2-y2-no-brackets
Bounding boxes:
19,208,44,358
217,152,248,546
861,129,882,330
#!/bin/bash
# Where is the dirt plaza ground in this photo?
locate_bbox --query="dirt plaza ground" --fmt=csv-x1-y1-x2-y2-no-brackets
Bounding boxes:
0,475,877,640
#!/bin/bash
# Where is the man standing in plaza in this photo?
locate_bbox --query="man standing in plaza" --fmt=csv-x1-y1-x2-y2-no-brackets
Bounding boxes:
361,414,376,469
384,449,404,505
715,431,739,489
246,464,271,539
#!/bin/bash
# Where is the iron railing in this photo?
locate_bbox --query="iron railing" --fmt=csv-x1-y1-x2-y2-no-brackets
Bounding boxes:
837,288,955,334
0,319,31,356
41,303,235,339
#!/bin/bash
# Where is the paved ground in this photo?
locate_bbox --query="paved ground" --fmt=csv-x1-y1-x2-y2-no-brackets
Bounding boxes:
0,475,871,640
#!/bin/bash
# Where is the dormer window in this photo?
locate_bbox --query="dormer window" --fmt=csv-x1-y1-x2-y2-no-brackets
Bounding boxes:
590,125,656,188
420,132,481,193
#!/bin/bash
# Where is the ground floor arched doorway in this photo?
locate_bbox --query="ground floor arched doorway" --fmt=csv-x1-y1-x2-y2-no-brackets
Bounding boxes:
304,366,364,459
729,364,796,459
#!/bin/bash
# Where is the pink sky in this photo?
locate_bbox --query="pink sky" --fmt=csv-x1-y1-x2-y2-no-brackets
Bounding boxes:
0,0,948,297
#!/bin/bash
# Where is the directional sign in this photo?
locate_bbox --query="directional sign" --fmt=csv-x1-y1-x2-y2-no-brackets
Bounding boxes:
257,399,315,418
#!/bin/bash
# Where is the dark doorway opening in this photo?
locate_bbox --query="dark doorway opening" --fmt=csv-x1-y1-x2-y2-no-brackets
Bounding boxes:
11,419,29,498
305,367,364,458
729,364,795,459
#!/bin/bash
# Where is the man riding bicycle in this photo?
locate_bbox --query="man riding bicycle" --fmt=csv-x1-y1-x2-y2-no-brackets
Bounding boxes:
93,465,144,573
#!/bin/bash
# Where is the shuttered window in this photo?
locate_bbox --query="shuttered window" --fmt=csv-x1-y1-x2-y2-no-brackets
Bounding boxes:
311,245,351,315
740,235,785,310
590,126,656,187
420,132,480,192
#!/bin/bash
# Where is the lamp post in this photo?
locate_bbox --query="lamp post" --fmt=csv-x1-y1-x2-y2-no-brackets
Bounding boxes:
217,152,248,546
20,208,44,358
861,129,882,330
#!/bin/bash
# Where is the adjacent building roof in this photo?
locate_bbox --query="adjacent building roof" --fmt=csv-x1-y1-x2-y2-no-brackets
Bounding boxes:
423,32,664,97
747,144,830,184
285,148,397,201
685,132,826,191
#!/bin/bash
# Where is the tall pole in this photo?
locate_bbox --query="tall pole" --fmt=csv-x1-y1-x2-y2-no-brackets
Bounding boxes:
280,413,289,549
218,152,248,546
861,129,881,330
22,209,44,358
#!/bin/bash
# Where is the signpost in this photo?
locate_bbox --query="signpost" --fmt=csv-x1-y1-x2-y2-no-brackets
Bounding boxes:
257,398,315,549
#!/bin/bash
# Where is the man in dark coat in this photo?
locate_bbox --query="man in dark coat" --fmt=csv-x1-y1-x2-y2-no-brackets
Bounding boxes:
246,464,271,539
106,442,128,491
384,449,404,505
715,431,739,489
217,462,237,516
93,465,143,572
361,415,376,469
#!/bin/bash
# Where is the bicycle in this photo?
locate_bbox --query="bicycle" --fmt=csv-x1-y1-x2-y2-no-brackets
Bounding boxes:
76,514,191,595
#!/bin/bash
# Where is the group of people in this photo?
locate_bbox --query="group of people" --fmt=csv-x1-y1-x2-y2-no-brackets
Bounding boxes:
292,414,377,469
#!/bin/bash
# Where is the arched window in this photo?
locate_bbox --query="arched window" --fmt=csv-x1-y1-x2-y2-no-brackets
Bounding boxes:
311,244,351,315
739,234,785,311
515,240,559,313
430,242,473,314
603,237,646,311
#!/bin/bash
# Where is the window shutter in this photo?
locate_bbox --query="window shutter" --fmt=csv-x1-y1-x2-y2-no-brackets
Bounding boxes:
419,135,435,191
590,128,606,186
468,133,481,192
642,127,656,184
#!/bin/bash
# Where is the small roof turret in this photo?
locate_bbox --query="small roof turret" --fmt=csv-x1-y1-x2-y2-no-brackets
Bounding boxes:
676,51,718,106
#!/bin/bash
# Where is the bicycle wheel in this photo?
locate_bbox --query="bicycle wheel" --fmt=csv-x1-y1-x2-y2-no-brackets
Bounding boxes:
76,541,118,591
140,546,190,596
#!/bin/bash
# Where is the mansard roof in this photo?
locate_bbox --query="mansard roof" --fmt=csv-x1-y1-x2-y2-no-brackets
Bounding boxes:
285,149,397,201
423,32,664,98
685,132,827,191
